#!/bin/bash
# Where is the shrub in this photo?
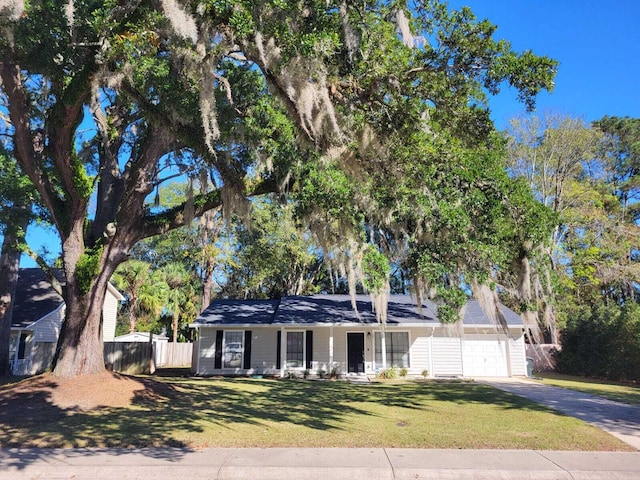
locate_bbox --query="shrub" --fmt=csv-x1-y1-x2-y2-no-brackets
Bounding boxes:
400,367,408,377
555,303,640,382
377,367,399,379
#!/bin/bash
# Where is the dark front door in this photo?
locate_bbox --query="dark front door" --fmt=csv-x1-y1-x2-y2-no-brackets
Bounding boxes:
347,333,365,373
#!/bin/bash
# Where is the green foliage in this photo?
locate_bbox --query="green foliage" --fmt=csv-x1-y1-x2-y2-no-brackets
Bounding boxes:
377,367,399,379
0,153,41,233
1,0,560,375
362,246,390,294
75,244,104,294
555,303,640,382
221,198,322,299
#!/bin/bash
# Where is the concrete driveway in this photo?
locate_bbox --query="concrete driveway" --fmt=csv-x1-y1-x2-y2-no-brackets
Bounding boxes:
480,377,640,450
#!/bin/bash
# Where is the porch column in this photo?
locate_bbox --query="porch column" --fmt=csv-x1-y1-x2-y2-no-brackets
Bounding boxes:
381,330,387,369
329,325,334,367
280,326,286,378
428,327,434,378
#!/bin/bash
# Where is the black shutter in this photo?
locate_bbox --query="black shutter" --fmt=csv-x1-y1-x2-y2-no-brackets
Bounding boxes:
214,330,223,369
305,330,313,369
276,330,282,369
243,331,252,369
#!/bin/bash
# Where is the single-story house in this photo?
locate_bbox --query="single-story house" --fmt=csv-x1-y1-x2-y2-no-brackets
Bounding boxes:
9,268,124,375
113,332,170,367
190,294,527,378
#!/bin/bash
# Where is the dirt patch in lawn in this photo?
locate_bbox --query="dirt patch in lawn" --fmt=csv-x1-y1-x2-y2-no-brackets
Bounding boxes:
0,371,148,417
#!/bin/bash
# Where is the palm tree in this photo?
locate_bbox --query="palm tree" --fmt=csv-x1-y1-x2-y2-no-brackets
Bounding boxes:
158,262,199,343
112,261,168,333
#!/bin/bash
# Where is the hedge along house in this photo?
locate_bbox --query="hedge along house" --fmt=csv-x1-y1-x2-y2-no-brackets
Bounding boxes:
190,295,527,378
9,268,123,375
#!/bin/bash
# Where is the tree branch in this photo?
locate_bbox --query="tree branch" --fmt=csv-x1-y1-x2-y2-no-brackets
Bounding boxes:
21,245,64,297
139,177,278,240
0,52,66,232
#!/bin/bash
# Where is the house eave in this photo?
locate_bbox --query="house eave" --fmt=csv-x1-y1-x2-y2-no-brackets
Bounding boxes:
21,303,65,330
107,282,125,301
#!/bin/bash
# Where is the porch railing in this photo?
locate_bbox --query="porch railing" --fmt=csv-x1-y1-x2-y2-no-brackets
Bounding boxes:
11,358,32,376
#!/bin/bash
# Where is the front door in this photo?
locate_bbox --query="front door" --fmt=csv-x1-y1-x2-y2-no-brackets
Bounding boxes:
347,333,365,373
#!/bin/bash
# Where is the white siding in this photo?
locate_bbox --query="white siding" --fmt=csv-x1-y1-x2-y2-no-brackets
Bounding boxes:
32,305,65,343
197,327,218,375
432,336,463,376
508,331,527,376
408,329,430,375
249,328,278,374
102,289,119,341
332,327,348,374
311,328,331,372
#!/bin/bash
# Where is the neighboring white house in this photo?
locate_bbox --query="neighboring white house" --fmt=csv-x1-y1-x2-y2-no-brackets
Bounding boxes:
9,268,124,375
190,295,527,378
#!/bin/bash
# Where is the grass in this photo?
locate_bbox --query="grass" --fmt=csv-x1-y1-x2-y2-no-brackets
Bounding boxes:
535,372,640,406
0,376,633,451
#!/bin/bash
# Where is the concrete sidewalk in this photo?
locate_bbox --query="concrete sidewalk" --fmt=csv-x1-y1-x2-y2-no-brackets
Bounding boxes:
2,448,640,479
480,377,640,450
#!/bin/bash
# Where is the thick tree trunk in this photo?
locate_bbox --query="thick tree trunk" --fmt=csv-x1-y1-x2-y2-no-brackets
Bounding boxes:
51,223,124,378
52,288,107,378
202,268,213,312
0,216,27,375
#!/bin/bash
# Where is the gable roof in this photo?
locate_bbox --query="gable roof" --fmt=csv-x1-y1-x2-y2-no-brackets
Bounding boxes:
196,299,280,326
273,295,439,326
11,268,124,329
11,268,65,329
192,295,523,328
463,300,524,326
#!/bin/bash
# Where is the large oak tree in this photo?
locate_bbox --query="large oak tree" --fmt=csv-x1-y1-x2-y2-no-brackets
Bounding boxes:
0,0,556,377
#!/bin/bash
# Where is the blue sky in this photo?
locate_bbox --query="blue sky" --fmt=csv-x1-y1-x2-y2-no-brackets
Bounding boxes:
16,1,640,266
450,0,640,127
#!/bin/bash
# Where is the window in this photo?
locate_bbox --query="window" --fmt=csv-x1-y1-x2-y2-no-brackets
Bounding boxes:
286,331,304,368
375,332,410,369
8,333,18,361
223,331,244,368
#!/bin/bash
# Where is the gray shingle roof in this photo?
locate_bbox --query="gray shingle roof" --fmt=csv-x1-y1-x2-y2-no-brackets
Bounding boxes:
192,295,523,328
273,295,439,325
11,269,65,329
195,299,280,326
463,300,524,326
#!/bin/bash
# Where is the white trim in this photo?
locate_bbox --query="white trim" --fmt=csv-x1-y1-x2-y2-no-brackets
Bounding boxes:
196,335,201,374
428,327,435,378
107,282,125,301
345,331,366,374
222,330,245,369
23,303,64,330
374,330,412,370
284,330,306,370
279,326,286,377
329,325,334,366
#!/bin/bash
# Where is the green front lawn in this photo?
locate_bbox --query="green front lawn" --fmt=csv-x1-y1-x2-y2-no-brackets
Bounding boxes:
535,372,640,406
0,376,633,451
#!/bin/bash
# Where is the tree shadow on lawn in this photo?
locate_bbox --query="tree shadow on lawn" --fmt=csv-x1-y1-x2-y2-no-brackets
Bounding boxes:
0,375,561,467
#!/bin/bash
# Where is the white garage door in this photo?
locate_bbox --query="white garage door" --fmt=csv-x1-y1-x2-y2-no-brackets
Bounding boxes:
462,335,509,377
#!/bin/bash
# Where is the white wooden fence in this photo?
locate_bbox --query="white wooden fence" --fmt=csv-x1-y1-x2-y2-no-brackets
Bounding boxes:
165,342,193,367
